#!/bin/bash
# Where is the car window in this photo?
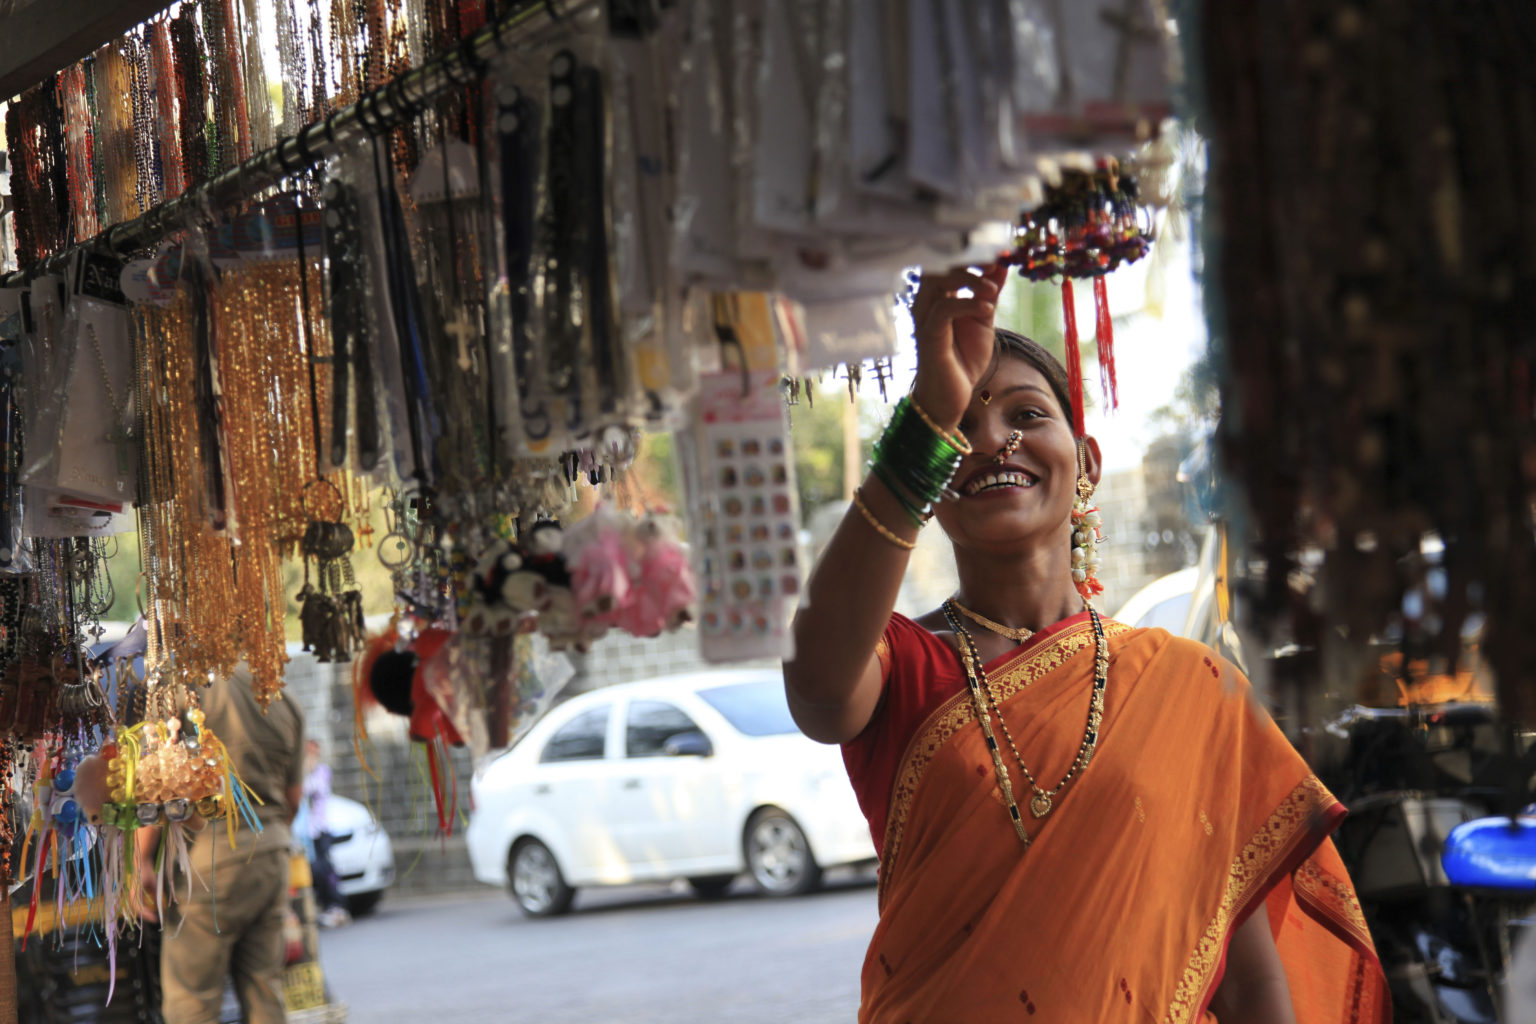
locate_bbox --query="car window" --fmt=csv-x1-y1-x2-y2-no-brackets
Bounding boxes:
1132,593,1192,635
540,705,610,763
625,701,702,758
696,681,798,737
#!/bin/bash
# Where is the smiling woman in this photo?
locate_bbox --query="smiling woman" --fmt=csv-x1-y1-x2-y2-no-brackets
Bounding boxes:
782,265,1392,1023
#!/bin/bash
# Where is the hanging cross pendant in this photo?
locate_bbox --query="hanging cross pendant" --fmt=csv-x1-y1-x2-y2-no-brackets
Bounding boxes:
445,310,479,372
106,422,134,476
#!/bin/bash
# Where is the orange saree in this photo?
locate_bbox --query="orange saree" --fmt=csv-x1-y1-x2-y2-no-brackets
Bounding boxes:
845,613,1390,1022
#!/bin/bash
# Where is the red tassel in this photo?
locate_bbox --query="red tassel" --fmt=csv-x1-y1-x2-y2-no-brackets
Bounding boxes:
1062,280,1085,435
1094,276,1117,411
426,742,450,837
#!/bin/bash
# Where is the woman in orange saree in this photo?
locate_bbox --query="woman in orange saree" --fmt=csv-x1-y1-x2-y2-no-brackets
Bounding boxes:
785,264,1390,1022
847,611,1386,1022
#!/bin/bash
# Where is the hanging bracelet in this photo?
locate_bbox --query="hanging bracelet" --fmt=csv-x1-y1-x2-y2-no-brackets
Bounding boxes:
852,488,917,551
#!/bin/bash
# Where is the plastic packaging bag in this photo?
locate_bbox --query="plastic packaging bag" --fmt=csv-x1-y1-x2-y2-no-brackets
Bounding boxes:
54,251,138,505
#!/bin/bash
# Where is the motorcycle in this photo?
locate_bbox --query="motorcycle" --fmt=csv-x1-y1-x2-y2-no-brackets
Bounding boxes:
1319,699,1536,1023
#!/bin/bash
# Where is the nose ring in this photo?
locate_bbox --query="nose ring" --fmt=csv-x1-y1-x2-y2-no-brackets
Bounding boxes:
994,430,1023,464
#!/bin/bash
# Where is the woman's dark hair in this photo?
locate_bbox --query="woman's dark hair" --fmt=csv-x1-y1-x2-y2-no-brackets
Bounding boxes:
990,327,1076,433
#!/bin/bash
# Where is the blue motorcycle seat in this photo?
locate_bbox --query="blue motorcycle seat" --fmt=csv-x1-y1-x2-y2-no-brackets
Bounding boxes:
1442,815,1536,891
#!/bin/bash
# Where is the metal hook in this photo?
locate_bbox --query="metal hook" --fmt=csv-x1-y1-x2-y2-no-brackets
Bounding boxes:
445,40,481,86
357,92,384,137
293,124,320,172
386,78,415,121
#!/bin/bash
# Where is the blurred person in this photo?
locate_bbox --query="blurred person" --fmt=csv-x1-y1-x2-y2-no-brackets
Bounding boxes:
784,265,1391,1022
133,664,304,1024
297,738,350,929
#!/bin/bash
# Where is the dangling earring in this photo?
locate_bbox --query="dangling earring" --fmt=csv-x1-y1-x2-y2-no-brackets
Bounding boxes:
1070,439,1104,601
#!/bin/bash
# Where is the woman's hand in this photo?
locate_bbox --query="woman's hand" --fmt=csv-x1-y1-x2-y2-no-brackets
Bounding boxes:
910,263,1010,428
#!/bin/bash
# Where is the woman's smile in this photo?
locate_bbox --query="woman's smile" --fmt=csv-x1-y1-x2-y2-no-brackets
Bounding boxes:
958,463,1039,498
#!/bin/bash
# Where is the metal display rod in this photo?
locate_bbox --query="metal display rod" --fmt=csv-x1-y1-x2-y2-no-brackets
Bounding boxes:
1,0,598,287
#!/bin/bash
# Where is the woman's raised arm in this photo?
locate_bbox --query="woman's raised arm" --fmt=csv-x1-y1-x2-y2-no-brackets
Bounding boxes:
783,264,1008,743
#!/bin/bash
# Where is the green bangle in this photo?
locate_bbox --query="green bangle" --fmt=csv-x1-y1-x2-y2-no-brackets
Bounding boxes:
871,397,963,511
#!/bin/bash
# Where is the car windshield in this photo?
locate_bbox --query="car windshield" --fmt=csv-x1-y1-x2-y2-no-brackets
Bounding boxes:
696,680,799,737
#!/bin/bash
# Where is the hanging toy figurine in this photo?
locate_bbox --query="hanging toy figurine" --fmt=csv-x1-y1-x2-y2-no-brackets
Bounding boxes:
297,480,366,664
564,503,635,627
619,513,697,638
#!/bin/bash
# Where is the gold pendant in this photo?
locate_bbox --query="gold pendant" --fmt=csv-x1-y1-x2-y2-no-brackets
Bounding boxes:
1029,793,1052,818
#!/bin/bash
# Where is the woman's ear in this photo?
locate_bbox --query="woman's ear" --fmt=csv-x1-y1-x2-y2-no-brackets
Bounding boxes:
1080,435,1105,488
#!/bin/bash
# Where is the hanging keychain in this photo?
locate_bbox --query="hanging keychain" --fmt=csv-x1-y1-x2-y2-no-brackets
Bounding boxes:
296,479,365,663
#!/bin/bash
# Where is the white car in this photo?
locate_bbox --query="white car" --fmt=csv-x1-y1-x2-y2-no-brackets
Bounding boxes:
326,794,396,916
466,669,877,916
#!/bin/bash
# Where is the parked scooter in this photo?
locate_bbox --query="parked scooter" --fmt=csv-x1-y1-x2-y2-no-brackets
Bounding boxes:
1319,699,1535,1023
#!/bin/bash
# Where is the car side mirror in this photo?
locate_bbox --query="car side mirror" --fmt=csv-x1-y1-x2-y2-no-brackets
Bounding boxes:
663,731,712,757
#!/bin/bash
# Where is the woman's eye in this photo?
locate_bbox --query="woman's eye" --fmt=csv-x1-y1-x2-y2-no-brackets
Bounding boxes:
1012,408,1044,423
958,417,975,435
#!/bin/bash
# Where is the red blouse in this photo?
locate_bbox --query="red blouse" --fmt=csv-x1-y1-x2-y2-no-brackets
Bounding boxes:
840,609,1092,857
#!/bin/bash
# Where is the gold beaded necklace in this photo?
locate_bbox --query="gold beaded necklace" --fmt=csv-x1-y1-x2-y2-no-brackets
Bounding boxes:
942,600,1108,832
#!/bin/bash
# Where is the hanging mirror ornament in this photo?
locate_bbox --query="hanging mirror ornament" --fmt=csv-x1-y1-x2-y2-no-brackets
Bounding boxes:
1001,158,1154,431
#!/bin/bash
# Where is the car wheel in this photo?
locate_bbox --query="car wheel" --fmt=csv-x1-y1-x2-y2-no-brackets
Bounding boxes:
688,875,736,900
345,890,383,918
744,808,821,897
508,838,574,918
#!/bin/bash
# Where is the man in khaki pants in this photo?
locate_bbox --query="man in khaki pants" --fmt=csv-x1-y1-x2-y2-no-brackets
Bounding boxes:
135,664,305,1024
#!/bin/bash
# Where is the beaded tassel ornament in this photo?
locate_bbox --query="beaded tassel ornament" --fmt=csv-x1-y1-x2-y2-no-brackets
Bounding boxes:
1005,159,1153,427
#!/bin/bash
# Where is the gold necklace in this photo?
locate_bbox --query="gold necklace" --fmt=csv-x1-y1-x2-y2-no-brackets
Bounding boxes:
942,600,1107,830
949,598,1035,642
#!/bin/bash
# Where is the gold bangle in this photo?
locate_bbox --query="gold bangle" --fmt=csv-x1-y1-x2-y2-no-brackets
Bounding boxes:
852,488,917,551
908,397,974,454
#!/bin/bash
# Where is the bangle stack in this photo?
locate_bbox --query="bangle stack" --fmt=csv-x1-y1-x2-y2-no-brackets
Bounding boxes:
868,396,969,528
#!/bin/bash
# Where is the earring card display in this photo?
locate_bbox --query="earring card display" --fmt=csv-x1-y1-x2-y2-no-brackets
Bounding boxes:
692,368,802,664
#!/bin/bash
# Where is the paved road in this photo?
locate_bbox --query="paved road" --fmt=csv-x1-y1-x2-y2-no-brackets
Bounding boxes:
318,872,878,1023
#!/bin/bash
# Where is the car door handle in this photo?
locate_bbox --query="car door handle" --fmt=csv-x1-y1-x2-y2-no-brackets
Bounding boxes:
534,784,552,795
622,779,642,790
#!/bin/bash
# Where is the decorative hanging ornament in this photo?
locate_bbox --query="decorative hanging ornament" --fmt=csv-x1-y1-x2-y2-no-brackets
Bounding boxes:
1003,158,1153,431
